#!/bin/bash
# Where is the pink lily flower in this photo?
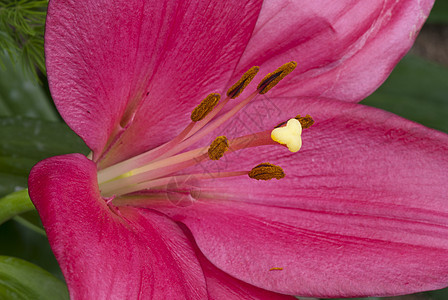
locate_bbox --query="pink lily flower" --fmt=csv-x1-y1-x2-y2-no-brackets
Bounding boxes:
28,0,448,299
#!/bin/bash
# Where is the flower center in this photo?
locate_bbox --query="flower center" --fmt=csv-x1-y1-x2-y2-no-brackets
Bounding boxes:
97,62,314,202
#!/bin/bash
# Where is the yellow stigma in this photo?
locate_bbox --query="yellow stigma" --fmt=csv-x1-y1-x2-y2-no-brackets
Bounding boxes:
248,163,285,180
191,93,221,122
208,136,229,160
271,118,302,152
257,61,297,94
227,66,260,99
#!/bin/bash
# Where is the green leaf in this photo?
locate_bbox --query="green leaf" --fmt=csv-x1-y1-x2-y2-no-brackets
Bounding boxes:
0,52,57,121
362,55,448,133
429,288,448,300
0,1,48,78
0,188,44,235
427,1,448,24
13,213,46,236
0,219,62,280
0,256,68,300
0,117,89,197
329,298,381,300
0,190,34,226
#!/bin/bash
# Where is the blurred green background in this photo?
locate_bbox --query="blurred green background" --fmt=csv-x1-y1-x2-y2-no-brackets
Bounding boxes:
0,1,447,299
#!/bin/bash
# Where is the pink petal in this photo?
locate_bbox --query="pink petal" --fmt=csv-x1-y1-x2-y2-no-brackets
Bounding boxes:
232,0,434,102
46,0,263,163
179,225,296,300
28,154,207,299
148,98,448,297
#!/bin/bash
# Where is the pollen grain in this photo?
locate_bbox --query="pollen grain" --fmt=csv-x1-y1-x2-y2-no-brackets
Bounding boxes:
208,136,229,160
257,61,297,94
227,66,260,99
248,163,285,180
191,93,221,122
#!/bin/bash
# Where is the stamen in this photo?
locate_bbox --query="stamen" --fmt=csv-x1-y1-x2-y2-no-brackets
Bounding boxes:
271,118,302,152
155,90,259,162
275,114,314,129
257,61,297,94
248,163,285,180
107,171,248,197
295,114,314,129
100,149,210,196
100,132,275,196
226,66,260,98
98,62,311,198
191,93,221,122
208,136,229,160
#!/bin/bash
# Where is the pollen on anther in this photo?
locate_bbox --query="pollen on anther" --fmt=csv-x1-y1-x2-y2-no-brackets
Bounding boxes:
257,61,297,94
248,163,285,180
208,136,229,160
227,66,260,99
295,114,314,129
276,114,314,129
191,93,221,122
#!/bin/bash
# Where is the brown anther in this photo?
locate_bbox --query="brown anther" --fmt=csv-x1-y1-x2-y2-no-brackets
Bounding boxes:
227,66,260,98
275,114,314,129
191,93,221,122
257,61,297,94
295,114,314,129
248,163,285,180
208,136,229,160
